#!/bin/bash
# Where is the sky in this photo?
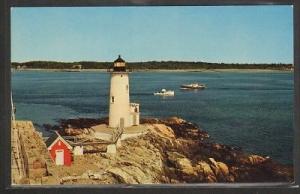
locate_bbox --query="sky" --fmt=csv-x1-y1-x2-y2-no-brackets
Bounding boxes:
11,6,293,64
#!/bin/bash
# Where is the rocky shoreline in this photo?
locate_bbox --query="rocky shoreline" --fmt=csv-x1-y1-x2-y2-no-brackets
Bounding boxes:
44,117,293,184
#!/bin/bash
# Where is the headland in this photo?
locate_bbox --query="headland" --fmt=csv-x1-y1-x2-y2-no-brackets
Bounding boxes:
12,117,293,185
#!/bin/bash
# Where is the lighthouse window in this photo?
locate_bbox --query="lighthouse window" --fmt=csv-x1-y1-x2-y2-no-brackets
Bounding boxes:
126,85,128,91
111,96,114,103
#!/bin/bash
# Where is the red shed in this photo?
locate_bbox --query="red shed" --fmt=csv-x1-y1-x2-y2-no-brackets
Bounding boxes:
46,131,72,166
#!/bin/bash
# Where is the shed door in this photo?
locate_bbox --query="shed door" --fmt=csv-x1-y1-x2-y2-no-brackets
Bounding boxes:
55,150,64,165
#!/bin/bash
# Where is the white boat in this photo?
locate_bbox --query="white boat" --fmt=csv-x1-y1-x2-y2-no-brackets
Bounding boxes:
153,89,175,96
180,83,206,90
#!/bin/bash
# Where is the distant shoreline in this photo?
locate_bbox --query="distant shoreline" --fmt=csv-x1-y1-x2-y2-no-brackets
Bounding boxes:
12,68,293,73
12,60,293,73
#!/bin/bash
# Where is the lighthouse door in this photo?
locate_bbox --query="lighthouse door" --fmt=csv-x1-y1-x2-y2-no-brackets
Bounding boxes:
120,118,124,129
133,115,137,126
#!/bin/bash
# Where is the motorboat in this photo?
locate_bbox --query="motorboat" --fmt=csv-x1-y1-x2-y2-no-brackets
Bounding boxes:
180,83,206,90
153,89,175,96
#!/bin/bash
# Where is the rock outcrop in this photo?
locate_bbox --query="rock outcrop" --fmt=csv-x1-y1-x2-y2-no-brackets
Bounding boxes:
43,117,293,184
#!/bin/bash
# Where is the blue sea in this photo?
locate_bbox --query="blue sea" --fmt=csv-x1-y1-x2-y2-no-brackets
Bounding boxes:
11,70,294,164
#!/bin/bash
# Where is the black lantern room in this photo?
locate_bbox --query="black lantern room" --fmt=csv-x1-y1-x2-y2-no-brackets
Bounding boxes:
113,55,126,72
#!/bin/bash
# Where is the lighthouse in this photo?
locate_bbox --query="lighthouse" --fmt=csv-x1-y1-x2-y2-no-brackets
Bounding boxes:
109,55,140,129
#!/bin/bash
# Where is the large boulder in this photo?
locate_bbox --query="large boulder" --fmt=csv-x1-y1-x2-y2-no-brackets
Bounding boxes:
166,152,197,181
152,124,176,139
195,161,217,182
217,161,230,177
165,117,185,124
176,158,195,176
167,151,186,165
208,158,230,182
247,155,267,165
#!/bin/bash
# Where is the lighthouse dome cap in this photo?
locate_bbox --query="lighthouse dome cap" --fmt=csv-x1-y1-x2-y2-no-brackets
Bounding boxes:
114,55,125,63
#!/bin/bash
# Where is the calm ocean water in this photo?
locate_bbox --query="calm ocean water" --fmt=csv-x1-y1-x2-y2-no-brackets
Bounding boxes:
12,70,293,164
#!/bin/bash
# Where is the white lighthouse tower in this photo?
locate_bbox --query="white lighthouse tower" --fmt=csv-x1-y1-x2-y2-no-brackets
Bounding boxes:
109,55,139,129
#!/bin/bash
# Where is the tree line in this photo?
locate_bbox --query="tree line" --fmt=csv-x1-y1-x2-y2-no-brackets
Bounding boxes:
11,61,293,70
